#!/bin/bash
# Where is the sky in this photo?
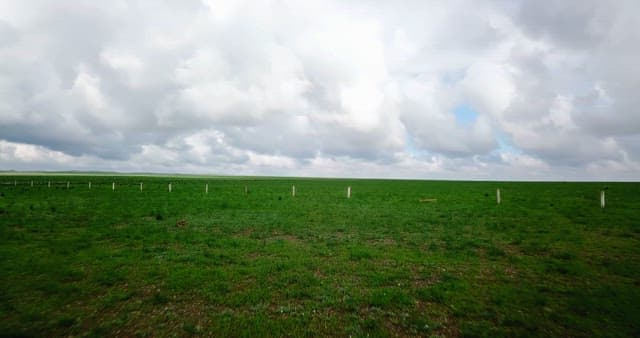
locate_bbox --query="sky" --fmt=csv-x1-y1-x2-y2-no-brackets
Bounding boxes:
0,0,639,180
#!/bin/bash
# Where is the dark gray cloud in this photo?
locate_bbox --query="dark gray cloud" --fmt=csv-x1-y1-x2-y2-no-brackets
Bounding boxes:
517,1,616,49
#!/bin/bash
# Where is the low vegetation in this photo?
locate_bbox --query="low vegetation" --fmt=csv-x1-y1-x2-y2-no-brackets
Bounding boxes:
0,175,638,336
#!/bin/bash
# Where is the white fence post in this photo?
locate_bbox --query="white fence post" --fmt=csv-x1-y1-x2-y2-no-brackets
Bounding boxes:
48,181,51,188
169,183,172,192
205,183,208,194
112,182,115,191
292,185,296,197
245,185,248,194
140,182,143,192
88,182,91,189
347,186,351,199
600,190,605,208
496,188,501,205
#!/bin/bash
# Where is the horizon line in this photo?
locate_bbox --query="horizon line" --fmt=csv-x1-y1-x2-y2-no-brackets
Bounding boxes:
0,170,637,183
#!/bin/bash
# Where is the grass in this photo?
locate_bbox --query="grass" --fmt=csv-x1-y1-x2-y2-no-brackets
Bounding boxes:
0,176,639,337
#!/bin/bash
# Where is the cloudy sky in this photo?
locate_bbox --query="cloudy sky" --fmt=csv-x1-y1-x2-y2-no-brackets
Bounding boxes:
1,1,639,180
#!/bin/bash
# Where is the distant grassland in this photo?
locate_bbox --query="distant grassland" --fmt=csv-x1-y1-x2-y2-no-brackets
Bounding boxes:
1,175,639,337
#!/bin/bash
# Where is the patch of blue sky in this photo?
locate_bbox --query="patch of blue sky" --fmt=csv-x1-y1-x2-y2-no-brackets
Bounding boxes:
494,132,520,154
404,134,431,158
454,104,478,127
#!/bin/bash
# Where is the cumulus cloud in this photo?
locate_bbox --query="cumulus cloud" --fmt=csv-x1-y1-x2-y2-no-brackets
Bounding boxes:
0,0,638,180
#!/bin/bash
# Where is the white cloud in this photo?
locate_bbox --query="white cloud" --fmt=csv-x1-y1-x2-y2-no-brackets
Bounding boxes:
0,140,73,163
0,0,638,180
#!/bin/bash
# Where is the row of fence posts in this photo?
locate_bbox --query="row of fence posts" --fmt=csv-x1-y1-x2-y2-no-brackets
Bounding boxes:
494,188,607,208
496,188,606,209
9,181,356,199
5,181,610,208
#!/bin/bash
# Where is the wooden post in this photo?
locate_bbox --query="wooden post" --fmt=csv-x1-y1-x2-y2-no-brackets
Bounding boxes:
169,183,172,192
496,188,501,205
347,186,351,199
600,191,605,209
112,182,115,191
140,182,143,192
292,185,296,197
205,183,208,194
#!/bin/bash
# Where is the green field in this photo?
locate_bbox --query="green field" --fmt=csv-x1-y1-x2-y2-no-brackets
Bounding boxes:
1,175,639,337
